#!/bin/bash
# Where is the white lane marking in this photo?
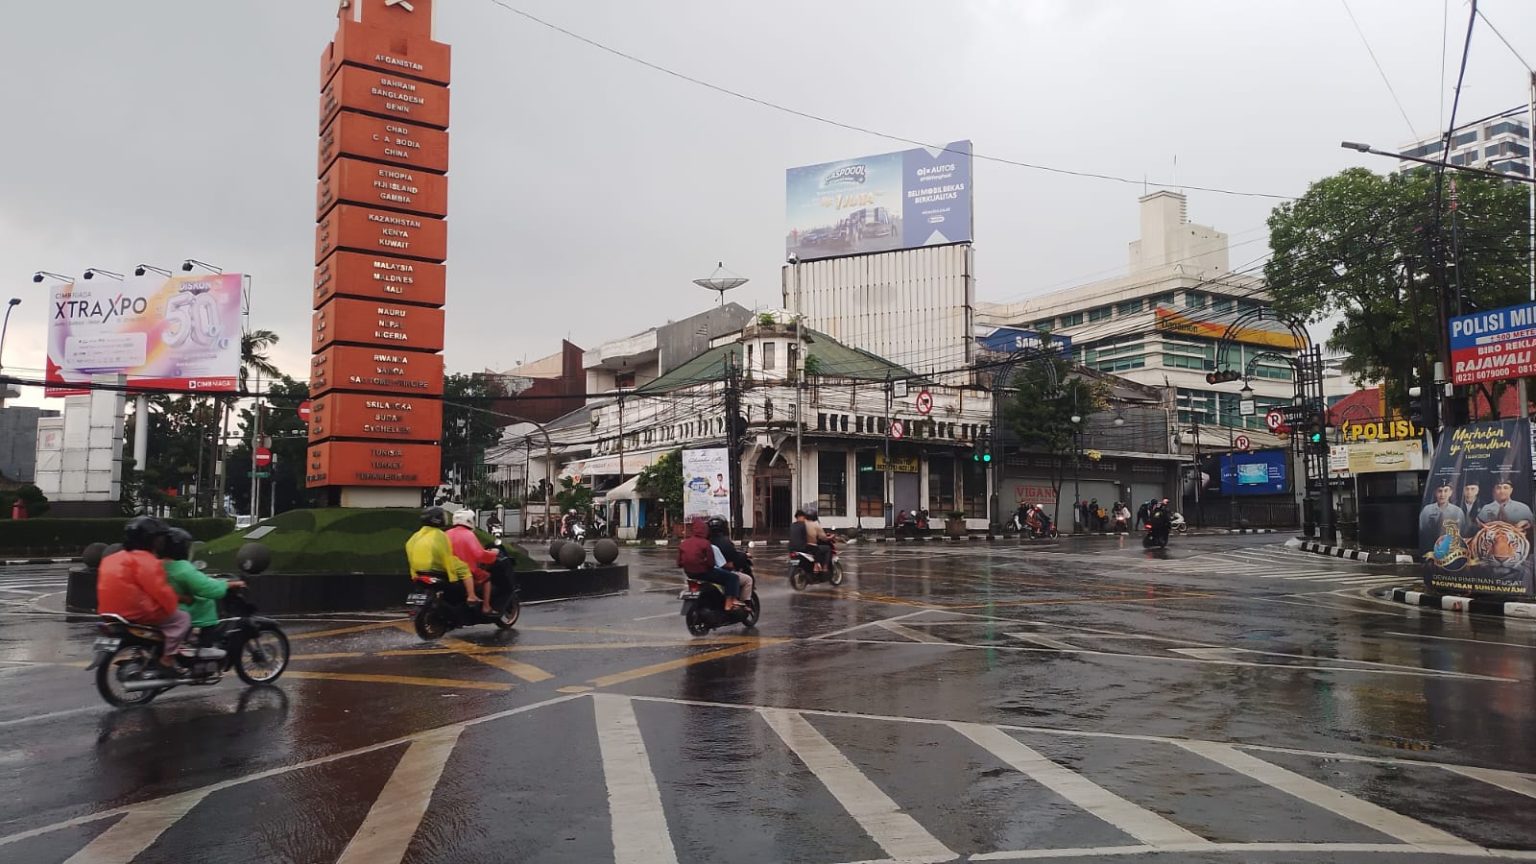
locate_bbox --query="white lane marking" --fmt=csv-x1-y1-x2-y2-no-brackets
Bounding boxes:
1176,741,1477,849
1249,596,1407,617
972,842,1536,861
0,705,106,728
631,612,676,621
812,609,931,640
1445,765,1536,801
1387,631,1536,650
335,726,462,864
952,723,1208,849
830,638,1513,681
62,789,210,864
759,708,954,863
592,694,678,864
1007,633,1079,651
875,620,948,644
0,693,584,849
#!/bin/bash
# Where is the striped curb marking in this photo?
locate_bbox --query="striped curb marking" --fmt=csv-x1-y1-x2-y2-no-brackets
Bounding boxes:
1388,587,1536,619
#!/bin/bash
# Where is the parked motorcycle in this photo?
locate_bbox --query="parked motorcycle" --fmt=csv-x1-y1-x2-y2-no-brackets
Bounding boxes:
408,548,522,639
786,543,845,591
681,578,760,635
88,546,287,708
895,508,930,537
1170,512,1187,534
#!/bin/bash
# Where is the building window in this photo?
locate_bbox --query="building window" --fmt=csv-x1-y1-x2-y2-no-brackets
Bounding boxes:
961,459,987,518
1150,292,1175,308
615,371,635,389
1116,299,1143,316
1211,298,1234,313
763,342,776,371
929,455,955,514
1060,312,1084,327
818,451,847,517
1185,292,1206,309
856,452,883,517
1452,130,1479,148
746,344,754,371
1088,307,1112,322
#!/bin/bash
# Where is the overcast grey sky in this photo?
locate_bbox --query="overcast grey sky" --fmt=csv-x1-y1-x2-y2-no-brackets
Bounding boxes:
3,0,1533,407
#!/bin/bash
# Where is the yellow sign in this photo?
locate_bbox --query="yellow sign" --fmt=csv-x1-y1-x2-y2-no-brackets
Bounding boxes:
875,454,920,473
1346,439,1425,474
1342,418,1420,442
1153,307,1304,350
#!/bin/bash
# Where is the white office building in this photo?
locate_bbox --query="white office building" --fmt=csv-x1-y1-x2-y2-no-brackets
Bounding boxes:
1398,106,1532,178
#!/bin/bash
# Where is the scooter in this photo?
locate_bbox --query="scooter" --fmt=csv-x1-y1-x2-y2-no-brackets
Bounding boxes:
787,543,845,591
681,578,760,635
1170,512,1187,534
565,521,588,543
1142,521,1170,548
408,549,522,639
88,556,288,708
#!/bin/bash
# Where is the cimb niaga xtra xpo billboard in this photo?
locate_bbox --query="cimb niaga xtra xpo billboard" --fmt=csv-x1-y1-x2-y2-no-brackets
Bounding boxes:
786,140,973,261
48,272,243,395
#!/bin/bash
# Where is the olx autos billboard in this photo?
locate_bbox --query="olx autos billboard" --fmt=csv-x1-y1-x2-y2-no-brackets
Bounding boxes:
786,141,973,261
47,272,243,395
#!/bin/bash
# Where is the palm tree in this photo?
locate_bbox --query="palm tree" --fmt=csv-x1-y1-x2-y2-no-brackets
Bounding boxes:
240,329,281,389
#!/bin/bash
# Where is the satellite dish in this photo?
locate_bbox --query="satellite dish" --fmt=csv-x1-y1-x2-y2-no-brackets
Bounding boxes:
692,262,749,306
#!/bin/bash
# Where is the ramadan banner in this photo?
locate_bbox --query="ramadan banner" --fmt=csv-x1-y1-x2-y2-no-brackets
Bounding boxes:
681,447,730,522
1419,419,1536,598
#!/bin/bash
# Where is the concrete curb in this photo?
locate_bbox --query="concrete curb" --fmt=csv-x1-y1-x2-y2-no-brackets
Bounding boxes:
1285,537,1415,565
0,557,80,567
1387,587,1536,619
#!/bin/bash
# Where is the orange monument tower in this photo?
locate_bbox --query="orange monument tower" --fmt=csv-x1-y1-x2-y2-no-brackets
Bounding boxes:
308,0,449,506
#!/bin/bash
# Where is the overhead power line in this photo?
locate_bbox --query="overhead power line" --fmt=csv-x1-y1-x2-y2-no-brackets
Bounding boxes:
1340,0,1421,140
483,0,1293,201
1475,6,1534,72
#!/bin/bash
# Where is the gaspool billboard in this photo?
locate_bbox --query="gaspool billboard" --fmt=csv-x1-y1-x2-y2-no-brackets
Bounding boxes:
47,273,243,396
787,141,972,261
1419,419,1535,598
682,447,730,521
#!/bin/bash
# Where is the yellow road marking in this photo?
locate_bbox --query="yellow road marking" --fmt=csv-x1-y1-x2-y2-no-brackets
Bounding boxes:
516,624,702,640
284,670,513,692
289,620,408,641
588,640,788,688
289,652,368,661
557,685,594,694
441,636,554,683
375,636,762,657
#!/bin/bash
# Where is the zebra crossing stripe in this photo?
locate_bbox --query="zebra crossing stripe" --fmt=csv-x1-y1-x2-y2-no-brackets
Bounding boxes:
953,723,1210,849
1176,741,1478,849
61,789,212,864
336,726,462,864
760,708,955,863
593,694,679,864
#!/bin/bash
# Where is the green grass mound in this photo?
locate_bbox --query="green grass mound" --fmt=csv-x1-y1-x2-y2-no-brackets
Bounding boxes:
199,508,532,575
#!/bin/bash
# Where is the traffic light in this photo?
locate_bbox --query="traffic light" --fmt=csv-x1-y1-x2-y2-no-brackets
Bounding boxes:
972,440,992,463
1205,369,1242,385
1408,389,1439,430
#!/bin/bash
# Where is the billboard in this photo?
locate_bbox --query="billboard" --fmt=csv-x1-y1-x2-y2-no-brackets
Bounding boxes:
682,447,730,521
1448,303,1536,385
786,141,972,261
47,273,243,396
1153,307,1305,350
1217,449,1288,495
1420,419,1535,598
978,327,1071,357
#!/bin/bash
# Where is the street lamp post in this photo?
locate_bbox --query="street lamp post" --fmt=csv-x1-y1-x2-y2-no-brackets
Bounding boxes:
1070,413,1082,533
0,298,19,409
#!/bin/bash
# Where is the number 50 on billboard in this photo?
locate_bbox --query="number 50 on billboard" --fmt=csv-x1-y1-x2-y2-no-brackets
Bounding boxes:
48,273,244,396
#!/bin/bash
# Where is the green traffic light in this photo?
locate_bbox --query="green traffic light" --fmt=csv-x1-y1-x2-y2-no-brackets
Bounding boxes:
982,453,992,462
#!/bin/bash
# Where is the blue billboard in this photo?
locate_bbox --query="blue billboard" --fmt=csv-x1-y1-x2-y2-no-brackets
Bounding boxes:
978,327,1071,357
786,141,973,261
1219,449,1289,495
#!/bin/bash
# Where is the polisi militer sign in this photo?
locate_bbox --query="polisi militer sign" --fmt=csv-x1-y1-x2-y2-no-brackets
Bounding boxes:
1449,302,1536,385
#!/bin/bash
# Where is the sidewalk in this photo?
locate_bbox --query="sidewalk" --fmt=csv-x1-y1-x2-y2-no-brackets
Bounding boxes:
1286,537,1415,565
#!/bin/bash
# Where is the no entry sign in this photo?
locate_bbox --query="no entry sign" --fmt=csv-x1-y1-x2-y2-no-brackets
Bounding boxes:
254,447,273,468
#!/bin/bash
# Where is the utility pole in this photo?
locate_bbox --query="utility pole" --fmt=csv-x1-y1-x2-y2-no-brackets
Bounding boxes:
1191,416,1202,529
723,350,744,535
249,374,262,522
884,373,893,529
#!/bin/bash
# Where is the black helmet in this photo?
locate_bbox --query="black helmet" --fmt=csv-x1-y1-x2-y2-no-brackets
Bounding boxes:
123,515,171,552
163,527,193,561
706,516,728,535
421,506,449,528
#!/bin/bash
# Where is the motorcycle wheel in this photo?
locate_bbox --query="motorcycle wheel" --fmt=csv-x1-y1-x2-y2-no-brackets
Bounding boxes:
95,645,162,707
789,567,808,591
741,593,761,629
235,625,290,685
685,609,711,636
495,599,521,630
1142,534,1157,548
829,561,845,586
414,608,450,641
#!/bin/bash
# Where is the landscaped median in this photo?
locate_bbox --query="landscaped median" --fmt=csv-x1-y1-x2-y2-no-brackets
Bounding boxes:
64,508,627,615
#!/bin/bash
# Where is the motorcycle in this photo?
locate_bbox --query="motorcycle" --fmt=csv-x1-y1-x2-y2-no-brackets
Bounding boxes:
408,548,522,639
564,521,587,543
87,558,288,708
895,509,930,537
1142,520,1170,548
786,542,844,591
681,576,760,636
1170,512,1187,534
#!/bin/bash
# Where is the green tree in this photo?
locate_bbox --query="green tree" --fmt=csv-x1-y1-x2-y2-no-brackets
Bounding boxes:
441,373,506,500
636,449,683,530
1003,357,1107,529
553,476,595,522
1265,167,1531,413
229,375,313,516
124,394,220,516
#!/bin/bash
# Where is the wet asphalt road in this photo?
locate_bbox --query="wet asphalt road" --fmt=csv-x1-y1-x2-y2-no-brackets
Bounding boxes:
3,534,1536,863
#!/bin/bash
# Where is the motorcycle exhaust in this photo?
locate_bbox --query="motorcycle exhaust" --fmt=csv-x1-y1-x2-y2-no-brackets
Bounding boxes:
121,676,179,691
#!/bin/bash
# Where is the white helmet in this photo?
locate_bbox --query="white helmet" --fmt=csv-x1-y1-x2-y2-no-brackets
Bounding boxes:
452,509,476,529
